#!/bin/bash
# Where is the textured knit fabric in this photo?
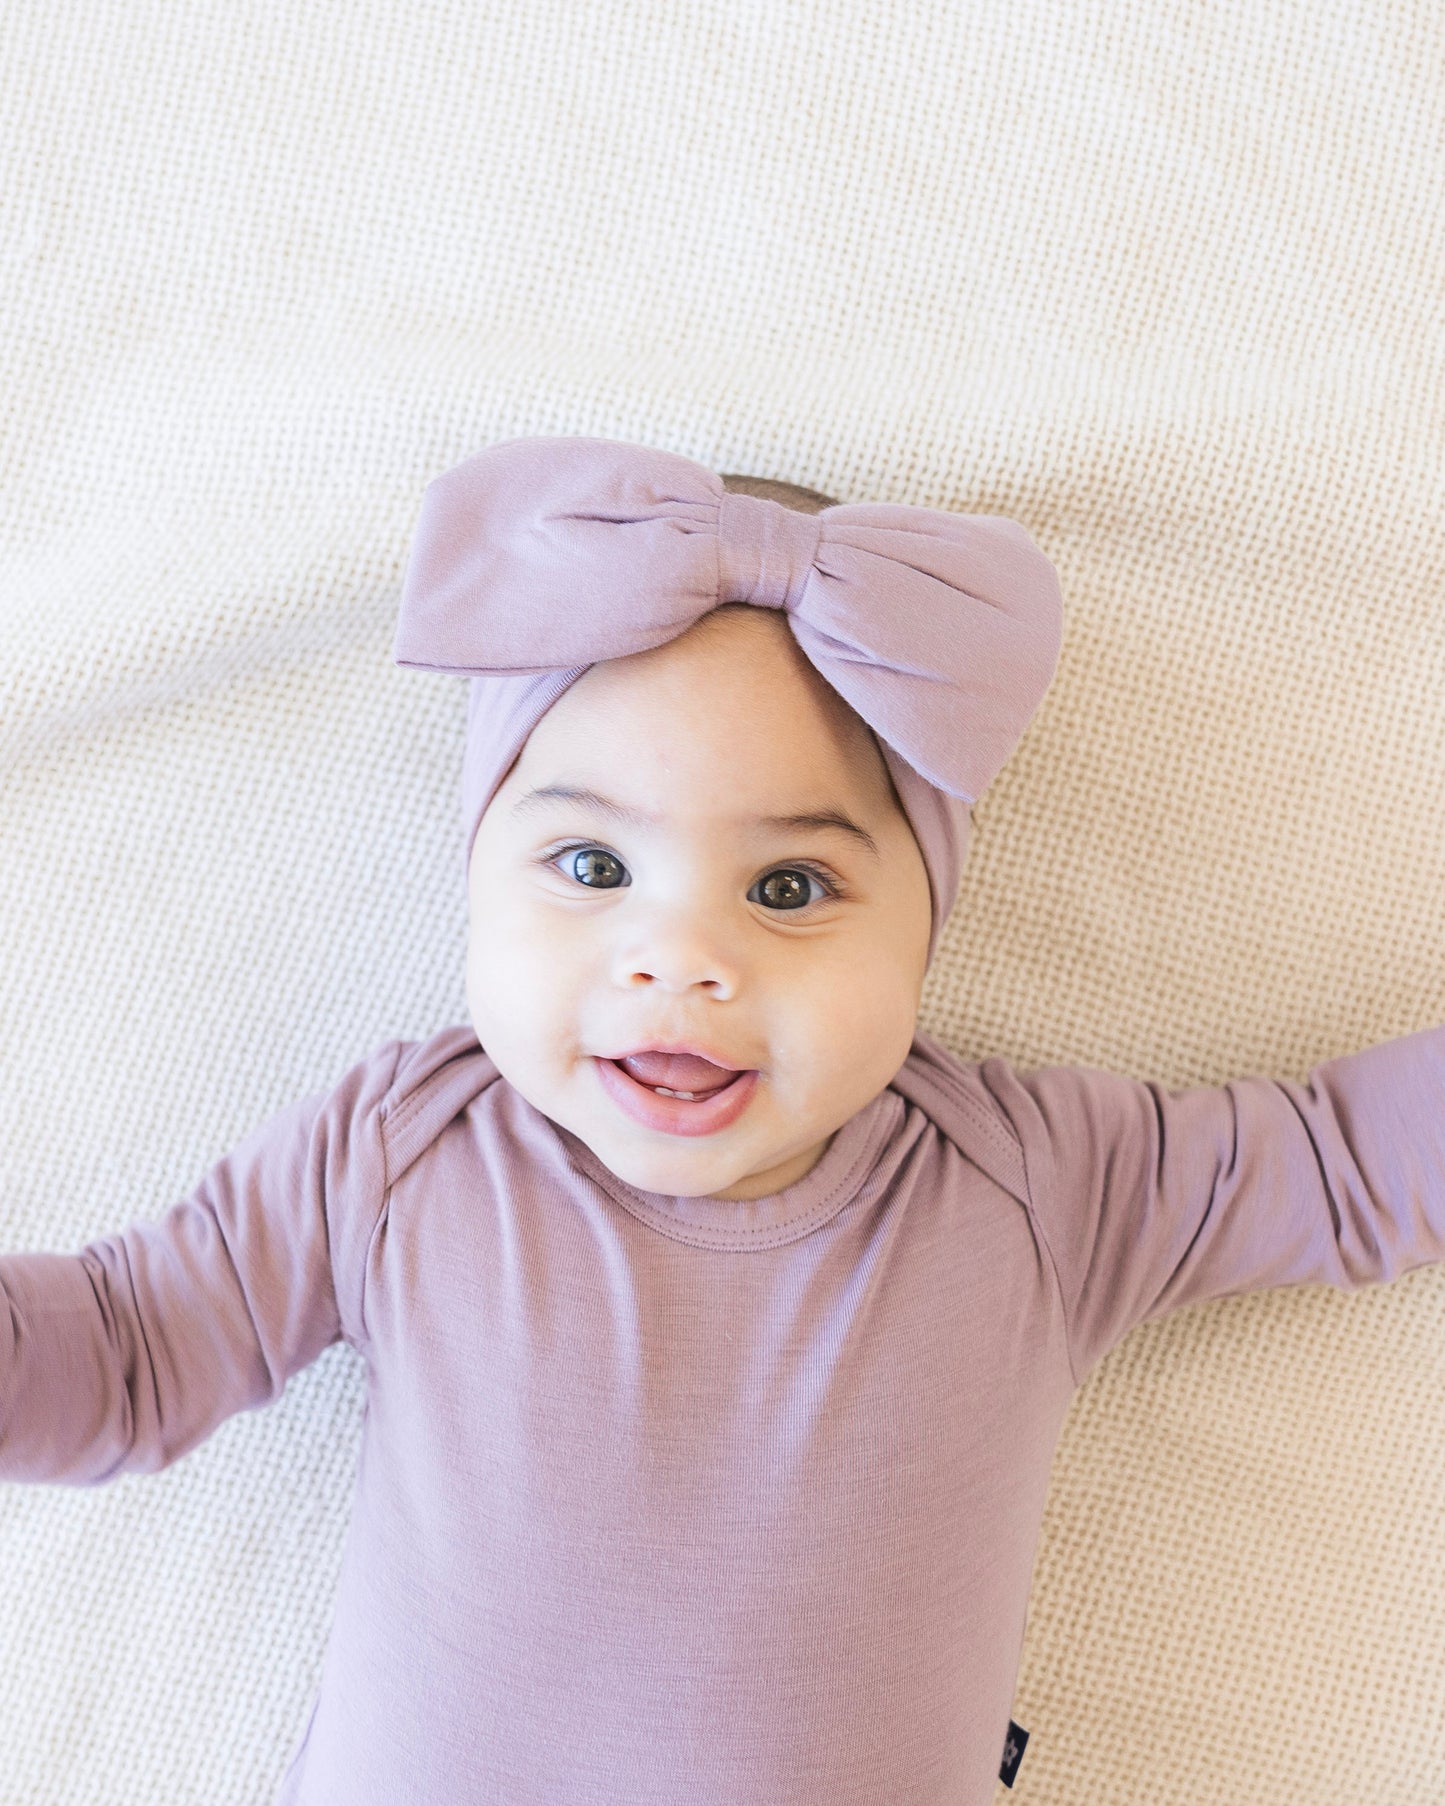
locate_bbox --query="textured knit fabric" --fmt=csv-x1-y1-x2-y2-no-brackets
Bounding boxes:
2,1023,1441,1805
7,4,1445,1803
392,435,1064,965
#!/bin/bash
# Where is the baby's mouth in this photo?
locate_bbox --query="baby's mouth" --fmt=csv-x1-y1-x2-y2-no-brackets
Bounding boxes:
593,1048,760,1138
613,1049,740,1099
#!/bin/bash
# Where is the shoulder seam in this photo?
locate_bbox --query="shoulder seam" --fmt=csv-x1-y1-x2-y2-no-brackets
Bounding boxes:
959,1081,1068,1336
377,1039,408,1195
979,1057,1080,1391
378,1033,503,1191
912,1041,1081,1392
1032,1158,1080,1391
355,1039,406,1359
892,1053,1029,1203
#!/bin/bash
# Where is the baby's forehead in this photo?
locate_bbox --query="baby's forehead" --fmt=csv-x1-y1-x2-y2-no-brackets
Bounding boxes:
511,613,898,830
585,604,838,714
561,608,873,745
506,774,888,861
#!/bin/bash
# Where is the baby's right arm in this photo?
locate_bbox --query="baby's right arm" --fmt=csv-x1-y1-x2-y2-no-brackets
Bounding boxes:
0,1040,401,1485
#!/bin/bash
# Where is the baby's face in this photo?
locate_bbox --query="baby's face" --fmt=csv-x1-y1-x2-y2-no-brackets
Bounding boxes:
466,605,932,1200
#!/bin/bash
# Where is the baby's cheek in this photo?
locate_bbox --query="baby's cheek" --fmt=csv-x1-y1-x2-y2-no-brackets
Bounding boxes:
467,923,534,1043
469,918,573,1064
819,964,917,1080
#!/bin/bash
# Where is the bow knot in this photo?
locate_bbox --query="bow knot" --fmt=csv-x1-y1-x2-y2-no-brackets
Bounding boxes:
393,434,1063,809
717,490,822,612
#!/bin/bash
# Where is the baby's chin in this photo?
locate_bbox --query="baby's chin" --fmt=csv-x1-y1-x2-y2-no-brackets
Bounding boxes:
480,1037,813,1199
569,1106,773,1200
602,1149,754,1199
566,1066,795,1199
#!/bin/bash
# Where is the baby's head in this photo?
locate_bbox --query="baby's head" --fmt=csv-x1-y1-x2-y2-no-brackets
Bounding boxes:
395,437,1065,1202
467,475,932,1201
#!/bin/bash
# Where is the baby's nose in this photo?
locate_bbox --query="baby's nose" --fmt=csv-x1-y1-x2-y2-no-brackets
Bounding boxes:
616,928,740,998
622,959,734,997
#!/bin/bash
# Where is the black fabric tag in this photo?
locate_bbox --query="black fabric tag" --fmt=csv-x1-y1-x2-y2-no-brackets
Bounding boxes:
999,1719,1029,1788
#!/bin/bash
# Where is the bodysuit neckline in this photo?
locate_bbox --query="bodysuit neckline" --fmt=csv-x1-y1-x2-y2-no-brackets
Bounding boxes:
555,1084,905,1250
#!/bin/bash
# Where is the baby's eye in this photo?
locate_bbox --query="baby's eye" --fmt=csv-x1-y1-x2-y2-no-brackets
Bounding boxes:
558,846,628,889
543,846,837,910
750,866,832,911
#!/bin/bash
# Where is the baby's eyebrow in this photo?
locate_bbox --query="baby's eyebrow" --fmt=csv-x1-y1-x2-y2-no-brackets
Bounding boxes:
510,785,880,858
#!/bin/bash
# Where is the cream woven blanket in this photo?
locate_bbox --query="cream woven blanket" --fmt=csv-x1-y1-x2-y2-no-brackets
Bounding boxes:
2,3,1442,1801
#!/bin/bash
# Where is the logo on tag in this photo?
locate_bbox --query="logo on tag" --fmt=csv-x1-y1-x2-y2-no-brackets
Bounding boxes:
999,1718,1029,1788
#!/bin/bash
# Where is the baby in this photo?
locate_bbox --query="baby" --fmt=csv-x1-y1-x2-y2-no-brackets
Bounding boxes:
464,531,933,1207
2,436,1442,1806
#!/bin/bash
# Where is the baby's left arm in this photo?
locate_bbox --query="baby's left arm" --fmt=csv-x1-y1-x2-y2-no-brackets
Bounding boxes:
976,1023,1445,1387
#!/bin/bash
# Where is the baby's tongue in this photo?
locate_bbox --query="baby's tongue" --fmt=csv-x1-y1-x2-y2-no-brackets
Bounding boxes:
620,1050,736,1094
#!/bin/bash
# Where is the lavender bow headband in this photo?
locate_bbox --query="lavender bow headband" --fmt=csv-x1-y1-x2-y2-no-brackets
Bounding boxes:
393,435,1064,966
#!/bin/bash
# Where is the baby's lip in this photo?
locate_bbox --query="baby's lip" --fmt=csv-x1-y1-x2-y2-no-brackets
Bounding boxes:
602,1041,752,1072
594,1055,759,1136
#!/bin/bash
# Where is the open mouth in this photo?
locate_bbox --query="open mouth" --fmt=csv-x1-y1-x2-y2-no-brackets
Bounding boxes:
593,1053,759,1138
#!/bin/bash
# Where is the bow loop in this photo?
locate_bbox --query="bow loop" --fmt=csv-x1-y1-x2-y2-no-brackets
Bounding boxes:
394,435,1063,809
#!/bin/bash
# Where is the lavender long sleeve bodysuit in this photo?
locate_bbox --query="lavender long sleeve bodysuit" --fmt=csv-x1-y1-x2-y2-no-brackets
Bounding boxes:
2,1022,1443,1804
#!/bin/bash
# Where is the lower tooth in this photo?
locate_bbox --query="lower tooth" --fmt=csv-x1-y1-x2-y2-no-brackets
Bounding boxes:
654,1087,696,1099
